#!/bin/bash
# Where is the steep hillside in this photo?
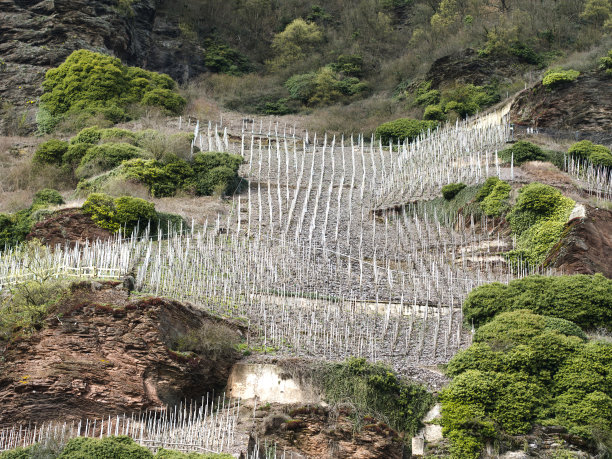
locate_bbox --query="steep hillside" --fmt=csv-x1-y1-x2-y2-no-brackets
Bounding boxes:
0,0,203,133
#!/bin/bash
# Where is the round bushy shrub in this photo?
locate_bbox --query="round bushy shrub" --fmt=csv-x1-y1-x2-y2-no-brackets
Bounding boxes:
480,180,511,217
141,89,187,115
32,189,64,207
475,177,503,202
499,141,546,165
424,104,446,121
114,196,156,233
195,166,237,196
59,435,153,458
33,139,69,165
507,183,568,235
568,140,612,167
38,49,185,130
70,126,102,145
441,183,467,200
464,274,612,330
375,118,438,144
62,142,92,167
82,193,119,232
542,69,580,89
76,143,144,179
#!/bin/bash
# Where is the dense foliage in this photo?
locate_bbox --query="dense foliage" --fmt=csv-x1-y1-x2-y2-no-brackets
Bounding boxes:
441,300,612,459
499,141,547,165
38,50,185,132
0,435,233,458
568,140,612,168
441,183,467,200
320,357,434,435
506,183,575,266
477,177,511,217
285,66,368,107
601,49,612,76
0,190,65,250
203,40,251,76
542,69,580,89
463,273,612,330
375,119,438,144
82,193,155,234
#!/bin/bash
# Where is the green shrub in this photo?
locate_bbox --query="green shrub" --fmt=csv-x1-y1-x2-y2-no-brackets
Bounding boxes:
600,49,612,77
441,183,467,200
154,212,188,238
439,84,500,118
63,142,92,168
375,118,438,144
321,357,434,434
122,159,178,197
499,141,547,165
415,89,441,107
100,128,138,143
38,50,184,130
475,177,502,202
463,274,612,330
285,66,368,107
82,193,119,232
507,183,571,235
59,436,153,458
480,180,511,217
195,166,238,196
542,69,580,88
568,140,612,167
204,41,251,76
141,88,187,115
114,196,156,234
330,54,364,77
71,126,102,145
423,104,446,121
32,189,64,207
76,143,144,179
33,139,69,165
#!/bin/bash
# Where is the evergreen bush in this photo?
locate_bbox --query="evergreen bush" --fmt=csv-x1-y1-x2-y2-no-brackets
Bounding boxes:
568,140,612,168
76,143,144,179
375,119,438,144
32,189,64,207
441,183,467,200
542,69,580,89
38,50,185,131
499,141,546,165
463,274,612,330
33,139,69,165
480,180,511,217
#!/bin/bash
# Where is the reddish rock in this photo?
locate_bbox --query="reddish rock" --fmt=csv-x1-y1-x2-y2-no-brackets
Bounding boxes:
510,70,612,141
252,405,406,459
27,208,113,247
0,282,243,427
545,206,612,278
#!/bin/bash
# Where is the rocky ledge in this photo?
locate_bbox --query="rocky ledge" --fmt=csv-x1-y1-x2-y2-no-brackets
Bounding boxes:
0,281,243,427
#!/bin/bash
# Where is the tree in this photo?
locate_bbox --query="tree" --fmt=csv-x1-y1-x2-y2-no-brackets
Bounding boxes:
581,0,612,25
269,19,324,69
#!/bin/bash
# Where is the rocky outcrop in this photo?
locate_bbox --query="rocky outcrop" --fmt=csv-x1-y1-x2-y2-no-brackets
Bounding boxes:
0,281,243,427
545,205,612,278
0,0,205,133
425,48,528,89
27,208,114,247
250,404,406,459
510,70,612,143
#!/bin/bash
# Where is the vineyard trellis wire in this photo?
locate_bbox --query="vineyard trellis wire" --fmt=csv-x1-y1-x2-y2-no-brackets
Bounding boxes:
0,394,241,454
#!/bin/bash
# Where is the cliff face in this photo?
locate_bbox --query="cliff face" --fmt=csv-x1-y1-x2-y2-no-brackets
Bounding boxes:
0,0,205,133
510,70,612,143
0,281,242,427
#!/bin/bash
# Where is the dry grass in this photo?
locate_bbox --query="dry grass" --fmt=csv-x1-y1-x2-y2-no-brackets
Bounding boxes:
151,195,230,226
0,135,76,213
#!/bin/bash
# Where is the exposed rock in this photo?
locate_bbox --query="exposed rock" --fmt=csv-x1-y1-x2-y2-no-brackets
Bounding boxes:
249,404,407,459
545,205,612,278
0,0,205,134
0,281,243,427
425,48,527,89
510,70,612,143
26,208,114,247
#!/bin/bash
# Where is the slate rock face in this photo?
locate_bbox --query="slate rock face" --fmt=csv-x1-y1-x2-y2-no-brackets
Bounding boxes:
0,0,205,133
510,70,612,143
0,281,242,427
